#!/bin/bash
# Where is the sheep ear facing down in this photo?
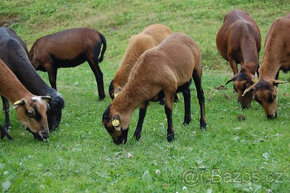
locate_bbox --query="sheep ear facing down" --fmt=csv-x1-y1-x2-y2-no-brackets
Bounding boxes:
13,99,25,109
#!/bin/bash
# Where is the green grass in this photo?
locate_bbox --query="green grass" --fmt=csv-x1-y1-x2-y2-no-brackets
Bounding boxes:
0,0,289,192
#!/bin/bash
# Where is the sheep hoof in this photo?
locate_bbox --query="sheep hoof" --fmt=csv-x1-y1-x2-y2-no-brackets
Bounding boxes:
167,134,174,142
133,131,141,141
200,123,207,130
98,95,105,101
6,125,11,131
183,118,191,125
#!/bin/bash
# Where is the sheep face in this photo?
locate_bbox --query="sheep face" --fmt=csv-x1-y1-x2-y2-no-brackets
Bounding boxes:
227,71,255,109
253,80,278,119
233,72,255,109
14,96,51,141
102,105,128,145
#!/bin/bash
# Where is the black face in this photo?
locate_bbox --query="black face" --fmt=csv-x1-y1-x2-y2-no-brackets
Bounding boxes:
47,95,64,131
102,105,128,145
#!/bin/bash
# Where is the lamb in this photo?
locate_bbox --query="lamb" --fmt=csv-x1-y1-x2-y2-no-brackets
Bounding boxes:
108,24,172,99
216,9,261,109
0,27,65,131
0,59,51,141
28,28,107,100
103,32,206,145
243,14,290,118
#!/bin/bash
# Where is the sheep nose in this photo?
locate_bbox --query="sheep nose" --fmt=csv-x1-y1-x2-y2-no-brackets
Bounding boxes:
41,131,50,139
267,113,277,120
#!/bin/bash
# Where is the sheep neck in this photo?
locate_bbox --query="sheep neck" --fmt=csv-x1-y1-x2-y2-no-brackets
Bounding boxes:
0,60,32,103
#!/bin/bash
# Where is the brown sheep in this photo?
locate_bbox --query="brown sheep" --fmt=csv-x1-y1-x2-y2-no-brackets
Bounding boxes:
0,59,51,141
109,24,172,99
28,28,106,100
216,9,261,109
243,14,290,118
103,32,206,145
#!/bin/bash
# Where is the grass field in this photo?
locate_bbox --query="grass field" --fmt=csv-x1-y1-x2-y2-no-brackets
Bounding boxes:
0,0,289,192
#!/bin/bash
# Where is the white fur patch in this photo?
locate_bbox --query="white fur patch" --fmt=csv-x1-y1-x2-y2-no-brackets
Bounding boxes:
32,96,42,102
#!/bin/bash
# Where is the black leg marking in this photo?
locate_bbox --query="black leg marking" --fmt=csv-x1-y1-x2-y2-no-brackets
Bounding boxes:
182,86,191,125
48,64,57,90
0,124,12,140
133,102,149,141
88,60,105,100
165,105,174,142
1,96,11,130
193,70,207,129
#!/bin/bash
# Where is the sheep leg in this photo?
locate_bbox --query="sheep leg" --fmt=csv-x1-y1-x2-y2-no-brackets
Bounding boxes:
228,57,238,74
0,124,12,140
164,91,175,142
182,86,191,125
87,60,105,100
48,64,57,90
1,96,11,130
193,69,207,129
133,101,149,141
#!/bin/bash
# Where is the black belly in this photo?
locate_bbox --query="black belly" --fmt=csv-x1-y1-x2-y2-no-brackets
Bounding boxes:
52,54,87,68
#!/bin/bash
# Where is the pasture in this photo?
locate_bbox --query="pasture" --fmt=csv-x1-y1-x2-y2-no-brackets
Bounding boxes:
0,0,289,192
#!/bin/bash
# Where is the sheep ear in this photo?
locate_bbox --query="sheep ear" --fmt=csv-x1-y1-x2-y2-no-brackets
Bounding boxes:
13,100,25,109
112,114,121,131
272,79,287,86
41,96,52,103
225,74,238,85
242,83,257,97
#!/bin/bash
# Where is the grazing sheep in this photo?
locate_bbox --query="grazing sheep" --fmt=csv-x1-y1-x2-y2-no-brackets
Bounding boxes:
109,24,172,99
29,28,107,100
243,14,290,118
216,9,261,109
0,27,65,131
0,59,51,141
103,32,206,145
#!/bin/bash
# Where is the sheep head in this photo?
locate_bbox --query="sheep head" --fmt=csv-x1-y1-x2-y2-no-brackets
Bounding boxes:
243,79,286,118
102,105,128,145
226,70,257,109
14,96,51,141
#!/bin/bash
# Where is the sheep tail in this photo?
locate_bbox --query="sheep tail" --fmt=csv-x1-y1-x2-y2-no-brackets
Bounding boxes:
98,32,107,63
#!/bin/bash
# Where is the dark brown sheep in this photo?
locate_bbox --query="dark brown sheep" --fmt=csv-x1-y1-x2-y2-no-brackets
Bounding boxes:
28,28,107,100
103,32,206,145
216,9,261,109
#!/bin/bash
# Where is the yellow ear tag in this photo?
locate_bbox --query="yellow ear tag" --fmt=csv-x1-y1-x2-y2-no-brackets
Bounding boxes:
112,119,120,127
114,93,119,98
13,100,23,106
253,77,259,83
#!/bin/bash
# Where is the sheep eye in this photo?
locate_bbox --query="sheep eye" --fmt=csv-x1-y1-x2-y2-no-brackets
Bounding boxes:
27,112,34,118
26,110,34,118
